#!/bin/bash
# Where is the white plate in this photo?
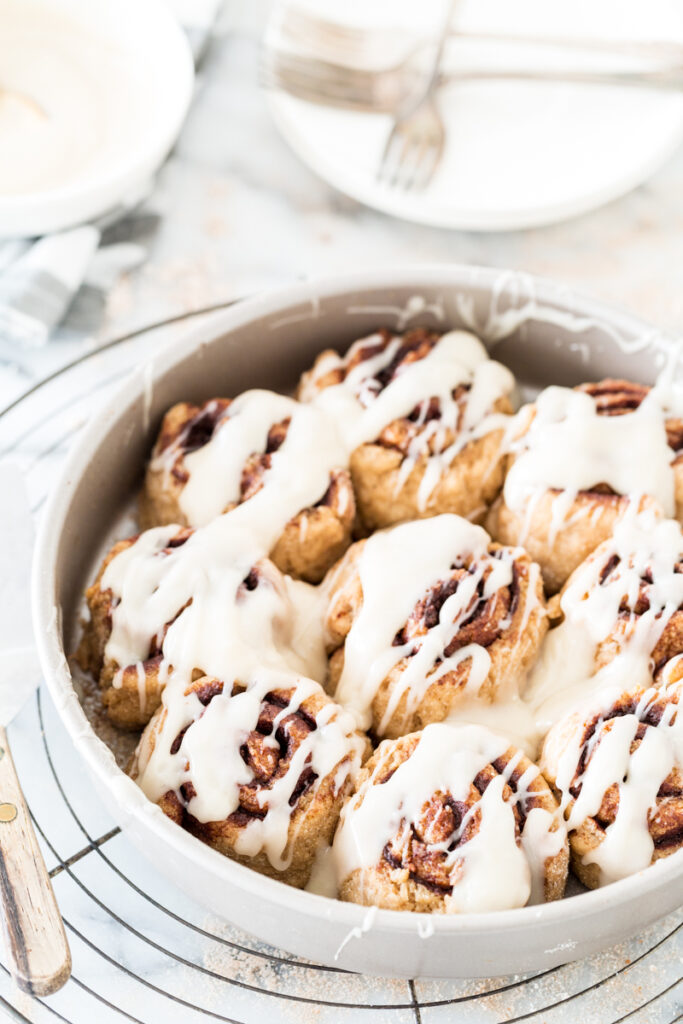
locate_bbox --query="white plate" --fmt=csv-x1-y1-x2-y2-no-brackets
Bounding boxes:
265,0,683,231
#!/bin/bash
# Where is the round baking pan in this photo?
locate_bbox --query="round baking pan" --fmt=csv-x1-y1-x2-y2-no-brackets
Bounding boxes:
32,265,683,978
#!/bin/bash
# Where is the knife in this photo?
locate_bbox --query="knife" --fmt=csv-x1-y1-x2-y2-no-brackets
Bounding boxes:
0,463,71,995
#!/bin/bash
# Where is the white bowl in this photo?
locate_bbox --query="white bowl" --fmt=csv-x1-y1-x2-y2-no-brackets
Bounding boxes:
32,266,683,978
0,0,194,238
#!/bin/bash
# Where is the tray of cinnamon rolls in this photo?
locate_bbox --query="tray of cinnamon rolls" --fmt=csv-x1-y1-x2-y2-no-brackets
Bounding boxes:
34,269,683,978
73,317,683,910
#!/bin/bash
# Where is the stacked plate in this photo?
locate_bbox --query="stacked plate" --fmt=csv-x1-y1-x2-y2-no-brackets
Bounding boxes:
265,0,683,230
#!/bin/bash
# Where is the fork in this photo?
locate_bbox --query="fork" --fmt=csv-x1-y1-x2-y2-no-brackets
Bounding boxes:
281,7,683,67
261,49,683,114
375,0,457,190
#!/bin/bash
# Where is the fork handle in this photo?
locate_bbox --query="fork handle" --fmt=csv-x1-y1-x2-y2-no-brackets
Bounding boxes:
0,726,71,995
441,66,683,91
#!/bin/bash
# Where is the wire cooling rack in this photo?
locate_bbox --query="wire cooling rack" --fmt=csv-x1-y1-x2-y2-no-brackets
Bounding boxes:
0,307,681,1024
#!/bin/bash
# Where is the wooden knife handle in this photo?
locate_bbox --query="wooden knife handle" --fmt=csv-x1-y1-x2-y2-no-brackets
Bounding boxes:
0,726,71,995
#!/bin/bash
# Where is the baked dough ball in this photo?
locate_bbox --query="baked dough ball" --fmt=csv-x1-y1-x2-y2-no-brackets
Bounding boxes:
140,391,355,583
323,514,547,739
525,510,683,729
334,722,568,912
131,671,370,888
78,524,325,730
541,676,683,889
298,327,515,531
77,531,176,730
487,379,683,594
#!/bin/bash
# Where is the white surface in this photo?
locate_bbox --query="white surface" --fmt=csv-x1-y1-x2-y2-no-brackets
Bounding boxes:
0,0,194,237
266,0,683,230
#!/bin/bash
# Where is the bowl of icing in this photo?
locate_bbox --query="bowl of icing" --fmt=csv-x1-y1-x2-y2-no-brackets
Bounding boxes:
0,0,194,237
32,265,683,978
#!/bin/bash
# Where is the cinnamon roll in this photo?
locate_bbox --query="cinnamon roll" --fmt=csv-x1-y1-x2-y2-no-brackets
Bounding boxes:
333,722,568,912
541,676,683,889
323,514,547,739
131,671,369,888
486,379,683,594
526,510,683,731
140,390,355,583
78,522,327,730
298,327,515,531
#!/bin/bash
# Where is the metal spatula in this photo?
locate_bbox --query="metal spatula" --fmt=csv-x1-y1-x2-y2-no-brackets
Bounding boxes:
0,464,71,994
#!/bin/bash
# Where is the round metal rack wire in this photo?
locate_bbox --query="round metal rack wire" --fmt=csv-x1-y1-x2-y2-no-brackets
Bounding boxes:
0,306,680,1024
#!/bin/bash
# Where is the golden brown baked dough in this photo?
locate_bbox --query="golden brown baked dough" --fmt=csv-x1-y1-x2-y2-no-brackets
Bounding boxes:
140,398,355,583
486,380,682,594
553,525,683,680
337,725,568,911
77,532,168,730
541,677,683,889
487,488,637,597
324,533,547,739
77,530,302,730
298,327,513,531
131,674,370,888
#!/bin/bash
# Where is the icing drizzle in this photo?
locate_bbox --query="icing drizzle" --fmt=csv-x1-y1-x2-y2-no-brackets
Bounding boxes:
302,329,515,509
503,381,683,536
134,669,366,871
100,329,514,875
331,515,534,734
94,325,683,896
332,722,565,912
545,679,682,886
527,509,683,730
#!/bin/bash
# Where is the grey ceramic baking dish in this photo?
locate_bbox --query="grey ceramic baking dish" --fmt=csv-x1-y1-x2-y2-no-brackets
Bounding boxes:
33,265,683,978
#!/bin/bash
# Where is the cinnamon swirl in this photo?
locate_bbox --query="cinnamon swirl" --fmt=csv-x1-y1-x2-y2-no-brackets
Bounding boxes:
323,514,547,739
131,671,369,888
486,378,683,593
526,510,683,731
334,722,568,912
140,390,355,583
541,676,683,889
298,327,515,531
78,523,327,729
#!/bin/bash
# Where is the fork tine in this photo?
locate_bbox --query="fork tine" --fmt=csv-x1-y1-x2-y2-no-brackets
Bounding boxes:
260,71,366,109
376,128,400,185
262,55,348,94
395,138,425,191
264,50,379,93
409,138,442,191
377,128,411,188
260,59,378,110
